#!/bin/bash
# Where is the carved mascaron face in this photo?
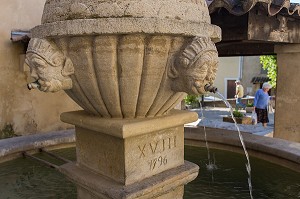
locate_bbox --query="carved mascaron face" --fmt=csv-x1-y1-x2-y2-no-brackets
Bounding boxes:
180,51,218,94
26,38,74,92
25,36,218,117
169,37,219,95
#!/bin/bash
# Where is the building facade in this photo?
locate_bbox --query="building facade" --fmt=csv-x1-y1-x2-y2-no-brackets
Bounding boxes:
0,1,80,135
212,56,268,99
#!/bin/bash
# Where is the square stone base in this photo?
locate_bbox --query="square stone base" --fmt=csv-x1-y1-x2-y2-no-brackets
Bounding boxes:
60,110,199,198
61,110,198,185
59,161,199,199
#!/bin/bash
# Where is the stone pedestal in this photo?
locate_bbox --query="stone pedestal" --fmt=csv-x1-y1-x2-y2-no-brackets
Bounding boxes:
60,110,199,198
275,44,300,142
25,1,220,197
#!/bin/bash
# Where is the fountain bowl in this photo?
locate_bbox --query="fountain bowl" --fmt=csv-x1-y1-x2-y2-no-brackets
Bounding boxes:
26,0,221,119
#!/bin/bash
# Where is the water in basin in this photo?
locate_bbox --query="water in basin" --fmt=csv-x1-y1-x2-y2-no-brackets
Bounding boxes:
0,147,299,198
0,148,76,199
184,146,300,199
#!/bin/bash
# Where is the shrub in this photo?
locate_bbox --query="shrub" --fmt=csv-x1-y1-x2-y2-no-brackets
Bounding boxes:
246,103,254,107
184,95,198,105
184,95,200,108
233,110,243,118
0,124,16,139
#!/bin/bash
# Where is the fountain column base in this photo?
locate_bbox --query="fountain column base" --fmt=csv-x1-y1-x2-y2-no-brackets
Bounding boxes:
60,160,198,199
60,110,199,199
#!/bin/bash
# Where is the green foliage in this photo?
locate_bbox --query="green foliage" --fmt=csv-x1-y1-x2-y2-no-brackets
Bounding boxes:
246,103,254,107
184,95,198,105
259,55,277,88
0,124,16,139
233,110,243,118
184,95,200,108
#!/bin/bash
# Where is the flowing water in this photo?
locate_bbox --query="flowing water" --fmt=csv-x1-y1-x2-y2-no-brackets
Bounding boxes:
215,91,253,199
198,101,217,172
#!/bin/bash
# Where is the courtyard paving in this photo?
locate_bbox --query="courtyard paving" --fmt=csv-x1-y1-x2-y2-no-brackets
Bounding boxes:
185,106,274,137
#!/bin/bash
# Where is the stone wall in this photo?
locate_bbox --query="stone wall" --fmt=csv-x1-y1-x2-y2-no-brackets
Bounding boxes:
0,1,80,135
274,44,300,142
213,57,240,97
242,56,262,96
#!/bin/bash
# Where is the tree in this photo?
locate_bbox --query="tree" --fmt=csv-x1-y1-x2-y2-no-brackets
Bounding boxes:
259,55,277,88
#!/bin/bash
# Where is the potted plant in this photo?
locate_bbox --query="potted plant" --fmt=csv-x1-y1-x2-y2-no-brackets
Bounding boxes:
233,109,244,118
245,103,254,113
223,109,252,124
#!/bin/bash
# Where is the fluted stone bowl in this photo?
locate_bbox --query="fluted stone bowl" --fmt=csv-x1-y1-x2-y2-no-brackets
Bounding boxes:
29,0,221,118
53,35,188,118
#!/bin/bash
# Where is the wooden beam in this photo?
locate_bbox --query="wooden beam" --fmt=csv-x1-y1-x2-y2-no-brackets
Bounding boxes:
211,8,249,41
248,6,300,43
216,41,275,57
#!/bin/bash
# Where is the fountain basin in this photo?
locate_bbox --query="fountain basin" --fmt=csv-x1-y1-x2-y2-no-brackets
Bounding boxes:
184,126,300,172
0,130,299,198
1,128,299,172
0,130,75,164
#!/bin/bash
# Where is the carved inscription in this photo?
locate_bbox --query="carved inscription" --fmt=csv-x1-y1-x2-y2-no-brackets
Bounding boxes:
138,136,177,158
138,136,177,171
149,156,167,170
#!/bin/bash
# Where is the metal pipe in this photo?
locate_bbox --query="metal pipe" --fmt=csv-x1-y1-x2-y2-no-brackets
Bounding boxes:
22,152,59,169
10,30,30,42
39,148,72,163
204,84,218,93
27,80,40,90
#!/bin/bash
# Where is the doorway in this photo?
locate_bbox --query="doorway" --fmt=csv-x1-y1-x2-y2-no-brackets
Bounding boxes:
226,79,236,99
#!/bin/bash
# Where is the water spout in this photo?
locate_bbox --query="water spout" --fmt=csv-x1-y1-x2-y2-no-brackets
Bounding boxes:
27,80,40,90
204,84,218,93
215,91,253,199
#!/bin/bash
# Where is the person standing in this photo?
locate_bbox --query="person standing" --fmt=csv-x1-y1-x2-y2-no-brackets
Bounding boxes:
253,82,272,127
235,80,246,109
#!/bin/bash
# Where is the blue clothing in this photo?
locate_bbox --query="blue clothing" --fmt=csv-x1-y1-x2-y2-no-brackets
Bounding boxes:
236,98,246,108
253,89,270,109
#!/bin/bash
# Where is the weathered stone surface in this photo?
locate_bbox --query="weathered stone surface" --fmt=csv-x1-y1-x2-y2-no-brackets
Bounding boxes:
77,186,185,199
41,0,211,24
0,130,75,163
61,110,198,185
27,34,219,118
60,160,199,199
61,110,198,138
0,0,80,135
26,0,221,118
26,38,74,92
31,18,221,41
169,37,219,94
24,0,219,198
274,44,300,142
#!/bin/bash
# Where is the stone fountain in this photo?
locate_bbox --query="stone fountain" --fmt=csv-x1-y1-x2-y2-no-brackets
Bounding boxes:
25,0,221,198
